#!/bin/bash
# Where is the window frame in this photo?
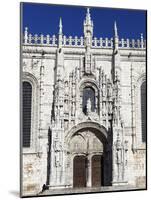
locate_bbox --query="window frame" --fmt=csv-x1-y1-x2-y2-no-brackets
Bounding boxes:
22,81,32,148
135,74,146,148
22,73,39,154
140,81,146,143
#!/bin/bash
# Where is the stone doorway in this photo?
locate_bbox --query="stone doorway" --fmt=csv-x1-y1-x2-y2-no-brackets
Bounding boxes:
66,122,111,187
73,155,87,188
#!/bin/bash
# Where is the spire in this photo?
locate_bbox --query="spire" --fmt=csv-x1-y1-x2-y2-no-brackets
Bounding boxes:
58,17,63,48
84,7,93,27
114,21,118,38
113,21,119,51
83,8,93,48
59,17,62,35
86,8,91,24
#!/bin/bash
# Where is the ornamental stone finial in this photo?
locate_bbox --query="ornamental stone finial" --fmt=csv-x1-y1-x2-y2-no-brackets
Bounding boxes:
113,21,119,51
86,8,91,24
58,17,63,48
114,21,118,38
24,27,28,44
140,33,144,48
59,17,63,35
25,27,28,32
87,7,90,14
84,7,93,48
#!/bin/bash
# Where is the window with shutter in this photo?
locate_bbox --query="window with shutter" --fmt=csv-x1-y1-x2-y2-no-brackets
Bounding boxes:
23,81,32,147
141,81,146,143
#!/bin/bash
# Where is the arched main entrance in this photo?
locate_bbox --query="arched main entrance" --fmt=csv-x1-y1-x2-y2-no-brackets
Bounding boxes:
66,122,110,188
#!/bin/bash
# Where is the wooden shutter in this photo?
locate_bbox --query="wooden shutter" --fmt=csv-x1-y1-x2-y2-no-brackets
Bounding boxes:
141,81,146,142
23,81,32,147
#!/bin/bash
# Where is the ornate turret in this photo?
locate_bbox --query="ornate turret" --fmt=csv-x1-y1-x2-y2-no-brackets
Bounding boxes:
53,17,64,126
112,21,121,82
83,8,93,50
112,21,128,185
83,8,94,74
49,17,65,188
56,17,64,80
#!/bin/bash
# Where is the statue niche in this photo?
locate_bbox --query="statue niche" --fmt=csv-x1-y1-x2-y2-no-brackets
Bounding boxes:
82,87,95,115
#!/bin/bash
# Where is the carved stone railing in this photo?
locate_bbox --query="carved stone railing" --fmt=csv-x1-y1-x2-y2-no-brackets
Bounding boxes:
23,27,146,49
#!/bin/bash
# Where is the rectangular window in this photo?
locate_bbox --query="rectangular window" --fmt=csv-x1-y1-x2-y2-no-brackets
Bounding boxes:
23,81,32,147
141,81,146,143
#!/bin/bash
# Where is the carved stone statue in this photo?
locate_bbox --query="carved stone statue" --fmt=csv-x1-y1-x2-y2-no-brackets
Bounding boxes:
54,139,62,151
102,102,106,115
108,102,112,114
102,71,105,84
87,98,91,114
64,100,68,113
71,102,75,116
86,35,91,46
54,139,62,167
116,148,122,165
55,152,61,167
115,133,122,164
107,84,112,97
102,84,106,97
64,81,68,96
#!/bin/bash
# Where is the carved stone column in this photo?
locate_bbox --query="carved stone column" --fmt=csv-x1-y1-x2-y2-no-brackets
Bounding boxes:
131,63,137,152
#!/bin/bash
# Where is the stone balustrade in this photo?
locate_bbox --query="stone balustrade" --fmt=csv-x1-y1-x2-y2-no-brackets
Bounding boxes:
23,27,146,49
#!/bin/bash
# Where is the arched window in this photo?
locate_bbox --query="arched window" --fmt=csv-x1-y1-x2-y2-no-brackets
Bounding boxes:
23,81,32,147
83,87,95,114
141,81,146,142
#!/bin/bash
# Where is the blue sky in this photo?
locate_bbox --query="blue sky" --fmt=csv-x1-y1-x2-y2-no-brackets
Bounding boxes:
22,3,146,39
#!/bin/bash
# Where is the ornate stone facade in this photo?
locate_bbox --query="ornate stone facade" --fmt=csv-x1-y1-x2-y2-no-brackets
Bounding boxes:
21,8,146,196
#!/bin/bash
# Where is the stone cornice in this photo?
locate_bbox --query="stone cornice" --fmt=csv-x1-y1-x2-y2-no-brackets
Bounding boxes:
22,45,146,59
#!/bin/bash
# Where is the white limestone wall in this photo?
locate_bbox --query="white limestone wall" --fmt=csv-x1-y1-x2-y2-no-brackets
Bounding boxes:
22,45,146,195
64,57,81,77
119,52,146,187
22,154,41,195
22,49,56,195
95,60,112,79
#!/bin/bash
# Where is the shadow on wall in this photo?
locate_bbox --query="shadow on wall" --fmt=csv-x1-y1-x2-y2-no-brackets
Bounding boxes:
9,190,20,197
